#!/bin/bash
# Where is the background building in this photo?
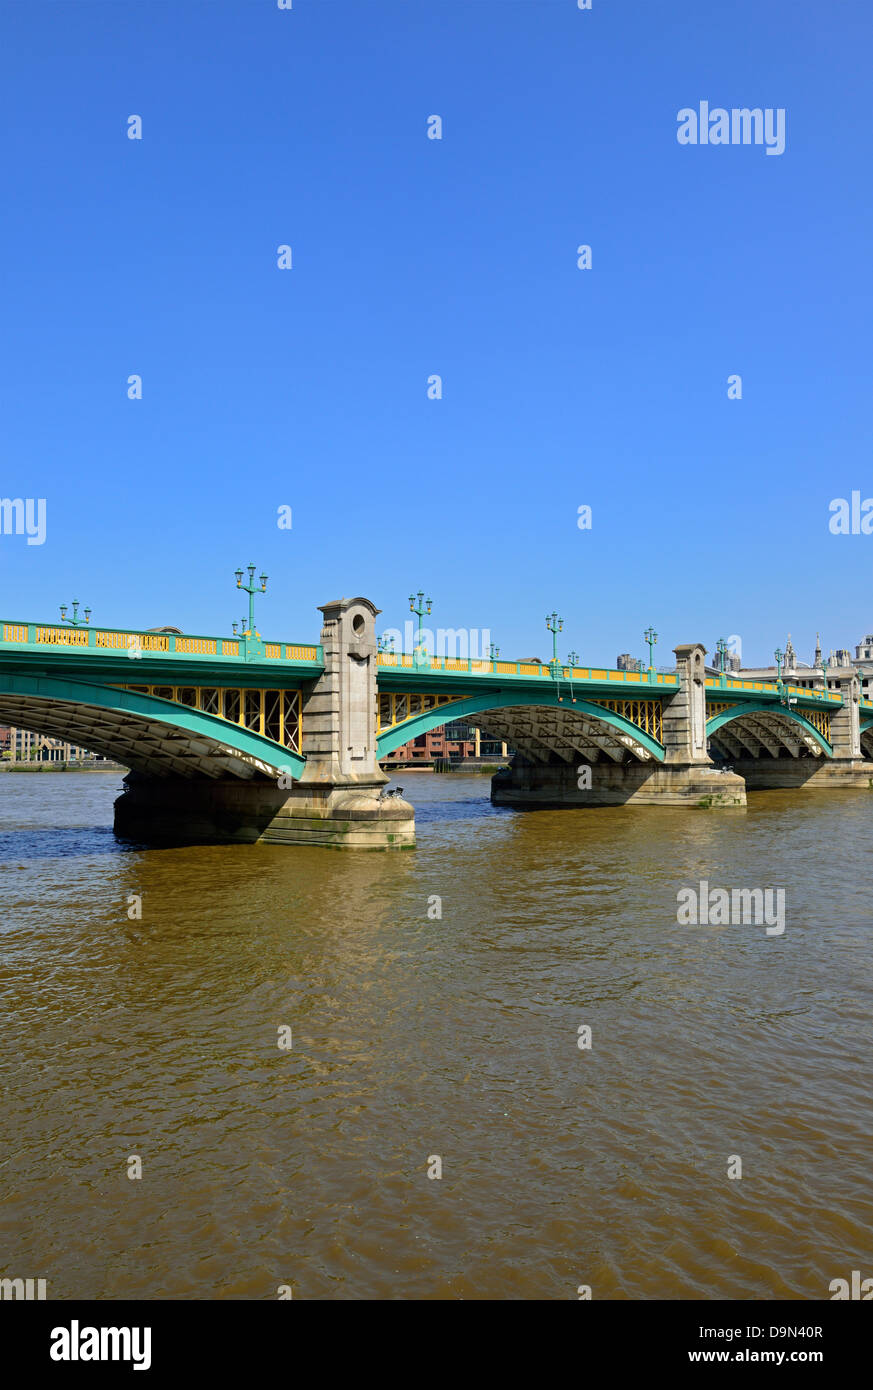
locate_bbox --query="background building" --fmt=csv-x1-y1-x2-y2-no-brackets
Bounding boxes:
382,721,511,769
732,631,873,697
616,653,645,672
5,727,115,764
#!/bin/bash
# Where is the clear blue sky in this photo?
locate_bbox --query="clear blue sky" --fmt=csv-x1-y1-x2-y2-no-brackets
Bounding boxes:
1,0,871,669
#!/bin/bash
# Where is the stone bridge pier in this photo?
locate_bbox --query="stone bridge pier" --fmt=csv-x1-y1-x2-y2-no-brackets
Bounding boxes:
491,643,747,808
115,598,416,850
727,671,869,791
285,597,415,846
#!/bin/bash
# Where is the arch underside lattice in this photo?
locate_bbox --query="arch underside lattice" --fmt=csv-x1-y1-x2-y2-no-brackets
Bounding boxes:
0,692,294,780
472,704,660,764
708,710,828,760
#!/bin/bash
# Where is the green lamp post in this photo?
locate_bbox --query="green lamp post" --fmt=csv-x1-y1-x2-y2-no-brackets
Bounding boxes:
821,653,829,696
644,626,658,674
488,641,500,672
546,611,563,665
567,649,579,703
409,590,432,664
774,646,784,699
235,564,268,636
60,600,91,627
546,611,564,699
378,635,396,656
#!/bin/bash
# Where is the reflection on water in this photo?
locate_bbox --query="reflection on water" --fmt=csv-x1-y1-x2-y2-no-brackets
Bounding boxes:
1,771,871,1299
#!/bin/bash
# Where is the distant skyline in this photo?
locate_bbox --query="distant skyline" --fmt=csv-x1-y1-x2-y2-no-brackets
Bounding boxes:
2,0,871,669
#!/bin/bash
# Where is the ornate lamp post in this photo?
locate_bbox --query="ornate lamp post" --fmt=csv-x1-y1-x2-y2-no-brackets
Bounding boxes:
546,611,564,700
409,590,432,663
644,626,658,674
821,653,829,696
60,599,91,627
235,564,268,636
774,646,784,700
377,635,396,656
546,611,563,666
567,649,579,703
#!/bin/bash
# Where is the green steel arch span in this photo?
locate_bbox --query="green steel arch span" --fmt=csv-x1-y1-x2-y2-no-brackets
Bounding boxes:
375,689,667,762
0,673,306,780
706,702,833,758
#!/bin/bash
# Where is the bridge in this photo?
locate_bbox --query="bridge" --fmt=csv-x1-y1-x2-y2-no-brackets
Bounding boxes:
1,598,869,848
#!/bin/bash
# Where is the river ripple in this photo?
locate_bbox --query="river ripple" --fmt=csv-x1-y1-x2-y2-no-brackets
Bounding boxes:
1,771,871,1299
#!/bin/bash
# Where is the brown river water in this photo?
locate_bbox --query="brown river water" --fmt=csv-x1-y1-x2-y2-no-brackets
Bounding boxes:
1,771,871,1300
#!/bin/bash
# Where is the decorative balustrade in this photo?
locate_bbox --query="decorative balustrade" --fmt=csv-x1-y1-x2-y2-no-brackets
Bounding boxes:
0,621,320,665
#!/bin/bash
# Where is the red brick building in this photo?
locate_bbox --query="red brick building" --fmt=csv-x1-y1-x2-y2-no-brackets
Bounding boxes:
382,721,510,769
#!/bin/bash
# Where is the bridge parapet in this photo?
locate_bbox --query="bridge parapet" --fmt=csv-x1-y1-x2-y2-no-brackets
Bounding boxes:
0,620,322,667
375,651,839,704
704,674,840,704
376,651,681,686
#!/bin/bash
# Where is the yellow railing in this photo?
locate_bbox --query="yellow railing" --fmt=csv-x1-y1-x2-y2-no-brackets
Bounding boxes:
35,626,89,646
706,676,839,701
175,637,217,655
374,653,681,683
0,623,321,663
95,631,170,651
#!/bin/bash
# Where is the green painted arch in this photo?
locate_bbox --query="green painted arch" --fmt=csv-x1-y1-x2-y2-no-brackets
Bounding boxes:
860,716,873,735
376,689,666,762
0,672,306,777
706,702,833,757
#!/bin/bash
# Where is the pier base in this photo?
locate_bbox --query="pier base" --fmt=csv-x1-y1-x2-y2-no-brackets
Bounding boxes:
114,774,416,849
491,759,746,808
726,757,873,792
